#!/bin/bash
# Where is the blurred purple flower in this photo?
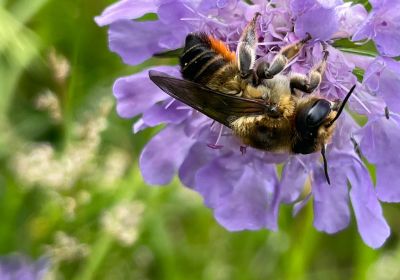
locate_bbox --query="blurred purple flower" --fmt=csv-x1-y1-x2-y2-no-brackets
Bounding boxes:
352,0,400,57
0,254,49,280
97,0,399,248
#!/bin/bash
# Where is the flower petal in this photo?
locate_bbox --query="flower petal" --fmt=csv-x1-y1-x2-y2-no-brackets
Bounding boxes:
195,156,280,230
294,5,339,40
142,100,191,127
359,116,400,164
312,166,350,234
95,0,157,26
348,161,390,248
178,142,218,188
352,15,374,41
139,124,196,185
376,163,400,202
195,155,243,208
333,3,368,38
108,20,180,65
358,115,400,202
367,58,400,113
279,156,309,203
353,3,400,57
113,66,180,118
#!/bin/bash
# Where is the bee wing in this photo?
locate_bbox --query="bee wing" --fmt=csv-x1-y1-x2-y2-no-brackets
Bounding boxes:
149,70,268,127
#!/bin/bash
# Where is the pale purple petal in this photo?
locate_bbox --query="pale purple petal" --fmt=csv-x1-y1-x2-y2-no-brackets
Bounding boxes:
364,57,400,113
113,66,180,118
369,0,390,9
157,1,195,24
139,124,196,185
214,166,279,231
156,1,196,48
348,161,390,249
320,46,357,100
95,0,157,26
333,3,368,38
198,0,238,12
359,116,400,164
142,100,191,127
376,164,400,202
195,155,243,208
348,88,386,116
195,156,280,230
290,0,318,16
294,6,339,40
317,0,343,8
358,115,400,202
329,112,360,152
374,30,400,58
342,52,374,71
178,142,218,188
108,20,182,65
312,166,350,234
353,2,400,57
352,17,374,42
279,156,309,203
373,6,400,57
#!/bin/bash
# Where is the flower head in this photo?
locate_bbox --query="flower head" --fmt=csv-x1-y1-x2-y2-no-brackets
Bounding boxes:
97,0,399,248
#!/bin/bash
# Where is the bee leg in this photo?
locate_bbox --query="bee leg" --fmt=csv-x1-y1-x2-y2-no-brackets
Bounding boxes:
262,33,312,79
237,13,261,79
290,73,310,93
306,48,329,93
240,145,247,155
290,48,329,94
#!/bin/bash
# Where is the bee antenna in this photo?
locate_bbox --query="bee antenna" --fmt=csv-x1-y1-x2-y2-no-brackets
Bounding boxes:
328,85,356,127
321,145,331,185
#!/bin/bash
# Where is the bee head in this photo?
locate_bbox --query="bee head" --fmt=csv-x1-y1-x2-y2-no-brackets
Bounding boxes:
293,85,355,155
293,98,335,154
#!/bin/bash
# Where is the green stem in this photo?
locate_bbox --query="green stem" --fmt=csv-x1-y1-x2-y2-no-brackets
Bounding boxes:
73,168,141,280
337,47,377,57
284,201,319,280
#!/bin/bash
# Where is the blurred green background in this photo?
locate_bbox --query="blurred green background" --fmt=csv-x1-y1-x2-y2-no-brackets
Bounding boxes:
1,0,400,279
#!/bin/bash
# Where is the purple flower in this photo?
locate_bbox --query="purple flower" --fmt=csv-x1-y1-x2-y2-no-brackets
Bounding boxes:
357,115,400,203
0,254,49,280
363,57,400,114
353,0,400,57
97,0,399,248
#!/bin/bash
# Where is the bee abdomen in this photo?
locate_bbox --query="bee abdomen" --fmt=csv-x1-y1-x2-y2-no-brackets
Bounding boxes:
180,33,234,84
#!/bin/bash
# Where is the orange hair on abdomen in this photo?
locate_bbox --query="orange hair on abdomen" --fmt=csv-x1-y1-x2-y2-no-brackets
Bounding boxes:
207,35,236,62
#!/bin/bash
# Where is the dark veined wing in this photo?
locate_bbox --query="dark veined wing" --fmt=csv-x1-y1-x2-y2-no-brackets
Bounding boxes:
149,70,269,127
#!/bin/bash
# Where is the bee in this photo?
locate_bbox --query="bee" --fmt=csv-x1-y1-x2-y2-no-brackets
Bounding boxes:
149,13,355,184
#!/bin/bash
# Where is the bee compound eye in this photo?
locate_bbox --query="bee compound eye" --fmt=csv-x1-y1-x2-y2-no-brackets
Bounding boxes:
306,99,331,127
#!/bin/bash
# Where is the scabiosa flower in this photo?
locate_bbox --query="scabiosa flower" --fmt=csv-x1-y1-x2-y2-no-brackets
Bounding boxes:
96,0,399,248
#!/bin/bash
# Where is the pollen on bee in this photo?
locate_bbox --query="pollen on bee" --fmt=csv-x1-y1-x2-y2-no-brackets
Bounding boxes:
207,35,236,62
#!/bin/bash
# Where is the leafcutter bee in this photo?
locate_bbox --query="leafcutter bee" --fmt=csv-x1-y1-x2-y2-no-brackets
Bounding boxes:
149,13,355,184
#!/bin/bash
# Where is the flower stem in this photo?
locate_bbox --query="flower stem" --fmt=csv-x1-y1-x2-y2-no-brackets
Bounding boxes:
73,167,141,280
